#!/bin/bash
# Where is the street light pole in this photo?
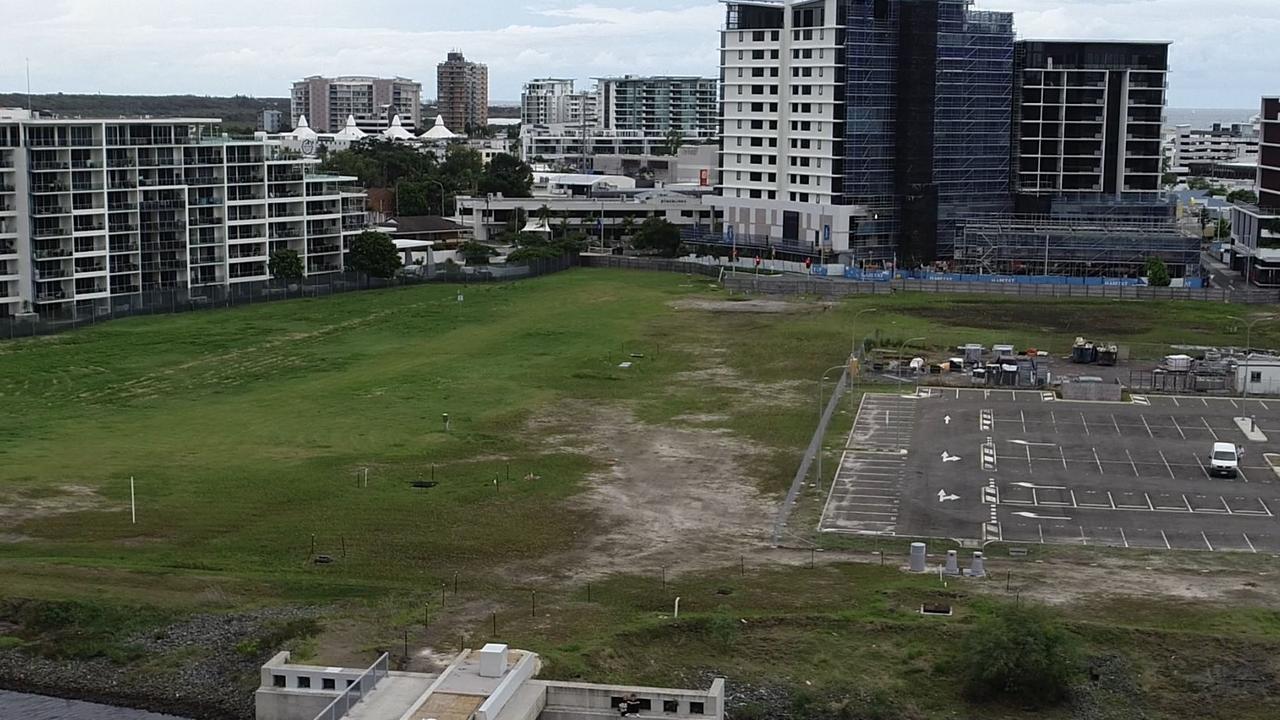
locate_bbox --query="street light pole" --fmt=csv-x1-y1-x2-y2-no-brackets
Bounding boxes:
898,337,927,392
428,179,451,218
851,307,878,363
1229,315,1276,412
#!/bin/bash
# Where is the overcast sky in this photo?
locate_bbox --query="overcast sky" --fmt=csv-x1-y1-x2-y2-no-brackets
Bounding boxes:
1,0,1274,108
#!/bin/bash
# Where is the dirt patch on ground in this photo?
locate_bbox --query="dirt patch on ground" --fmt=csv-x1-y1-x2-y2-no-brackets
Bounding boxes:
669,298,831,314
514,402,776,582
993,554,1280,606
672,347,805,407
0,485,113,528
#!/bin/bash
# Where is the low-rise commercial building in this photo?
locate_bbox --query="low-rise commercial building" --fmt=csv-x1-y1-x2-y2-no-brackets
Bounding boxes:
456,186,715,244
255,644,724,720
0,111,368,319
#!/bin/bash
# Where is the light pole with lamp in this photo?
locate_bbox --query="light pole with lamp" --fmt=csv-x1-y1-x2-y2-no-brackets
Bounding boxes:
1229,315,1277,424
851,306,879,365
816,363,854,494
897,337,927,391
427,178,451,218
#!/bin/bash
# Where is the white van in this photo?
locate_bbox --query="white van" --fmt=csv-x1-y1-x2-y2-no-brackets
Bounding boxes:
1209,442,1240,478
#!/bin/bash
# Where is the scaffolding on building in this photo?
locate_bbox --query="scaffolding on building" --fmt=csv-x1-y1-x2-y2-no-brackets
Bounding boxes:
953,213,1201,278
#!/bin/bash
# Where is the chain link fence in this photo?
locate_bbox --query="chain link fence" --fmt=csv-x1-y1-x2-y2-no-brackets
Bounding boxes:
0,256,575,340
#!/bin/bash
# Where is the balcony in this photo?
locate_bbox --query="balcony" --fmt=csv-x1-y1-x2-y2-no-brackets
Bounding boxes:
107,157,135,168
190,197,222,207
185,176,223,186
70,160,100,170
75,263,107,274
32,183,70,194
33,227,70,239
30,161,71,171
268,172,305,182
110,260,140,273
269,191,302,199
110,284,141,294
109,202,138,212
308,244,341,254
139,200,184,210
141,220,186,232
73,224,106,235
36,290,71,303
189,215,223,227
33,206,71,216
110,242,139,253
35,268,71,280
269,229,301,239
108,180,138,190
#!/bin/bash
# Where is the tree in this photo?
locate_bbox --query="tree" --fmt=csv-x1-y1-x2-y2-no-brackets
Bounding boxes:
348,231,402,278
1145,256,1171,287
459,241,497,265
958,606,1082,707
478,153,534,198
268,248,303,282
658,129,684,157
1213,218,1232,239
1188,176,1212,191
632,217,683,257
1227,189,1259,205
395,179,432,216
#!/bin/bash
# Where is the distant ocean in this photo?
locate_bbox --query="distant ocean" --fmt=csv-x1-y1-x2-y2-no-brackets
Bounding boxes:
1165,107,1258,130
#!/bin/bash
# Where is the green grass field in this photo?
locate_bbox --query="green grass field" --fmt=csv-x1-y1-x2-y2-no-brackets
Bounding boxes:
4,268,1280,719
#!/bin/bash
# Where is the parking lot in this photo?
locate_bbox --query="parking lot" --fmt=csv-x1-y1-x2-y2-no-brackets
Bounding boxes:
820,388,1280,553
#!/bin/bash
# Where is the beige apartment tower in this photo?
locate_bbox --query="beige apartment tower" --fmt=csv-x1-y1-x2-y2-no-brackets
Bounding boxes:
436,52,488,134
290,76,422,134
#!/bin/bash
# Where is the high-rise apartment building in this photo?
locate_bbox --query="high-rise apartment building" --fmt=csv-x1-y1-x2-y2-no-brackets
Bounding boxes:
1012,41,1168,209
437,52,489,133
521,79,597,127
1229,97,1280,285
1260,97,1280,212
712,0,1013,263
291,76,422,134
0,113,367,320
596,76,718,140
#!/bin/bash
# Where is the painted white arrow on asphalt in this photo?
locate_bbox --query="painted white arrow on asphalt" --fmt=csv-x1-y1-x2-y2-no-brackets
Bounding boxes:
1012,481,1068,490
944,415,952,425
941,451,962,463
1013,511,1073,520
937,490,960,502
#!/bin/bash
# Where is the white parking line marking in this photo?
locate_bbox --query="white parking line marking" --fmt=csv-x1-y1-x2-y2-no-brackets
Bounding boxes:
1261,400,1272,411
1194,453,1211,480
1026,445,1033,472
1144,492,1155,511
1172,396,1181,407
1093,448,1105,474
1202,398,1210,407
1080,412,1091,436
1119,527,1129,548
1222,497,1233,514
1107,491,1117,509
1070,489,1078,508
1202,532,1214,551
1126,449,1140,477
1039,524,1045,544
1244,533,1257,553
1230,399,1240,409
1158,450,1176,479
1021,409,1027,434
1201,417,1219,440
1170,415,1186,440
1183,494,1194,512
1059,445,1068,469
1239,466,1250,483
1141,414,1154,438
1259,498,1273,517
1051,410,1058,433
1080,526,1088,545
1161,530,1172,549
1111,414,1123,436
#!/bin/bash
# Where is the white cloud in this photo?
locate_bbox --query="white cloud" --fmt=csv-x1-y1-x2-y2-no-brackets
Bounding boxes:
0,1,1273,107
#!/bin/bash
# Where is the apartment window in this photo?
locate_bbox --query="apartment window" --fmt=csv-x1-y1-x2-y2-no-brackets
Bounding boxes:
750,172,761,182
1253,371,1263,383
752,86,764,95
751,120,764,130
770,103,778,112
751,154,762,164
752,68,765,77
752,50,764,60
750,189,762,199
792,50,800,60
750,137,763,147
801,68,813,77
771,50,779,59
737,69,743,78
297,677,311,689
664,700,679,713
752,30,765,42
771,31,779,41
738,50,743,60
272,675,286,688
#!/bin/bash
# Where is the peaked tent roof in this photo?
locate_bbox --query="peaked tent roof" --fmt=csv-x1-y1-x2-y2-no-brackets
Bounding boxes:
421,114,458,141
290,114,318,141
382,114,416,141
334,114,366,141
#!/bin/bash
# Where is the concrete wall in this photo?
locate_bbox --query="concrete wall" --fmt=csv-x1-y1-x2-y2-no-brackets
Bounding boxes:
476,652,539,720
254,651,361,720
540,678,723,720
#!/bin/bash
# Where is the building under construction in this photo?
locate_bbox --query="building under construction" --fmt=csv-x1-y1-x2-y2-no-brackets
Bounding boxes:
954,212,1200,279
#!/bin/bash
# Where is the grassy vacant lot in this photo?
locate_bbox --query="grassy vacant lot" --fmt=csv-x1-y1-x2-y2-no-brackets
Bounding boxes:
3,268,1280,718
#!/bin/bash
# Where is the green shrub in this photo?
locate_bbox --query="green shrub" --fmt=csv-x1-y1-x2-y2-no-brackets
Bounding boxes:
958,605,1082,707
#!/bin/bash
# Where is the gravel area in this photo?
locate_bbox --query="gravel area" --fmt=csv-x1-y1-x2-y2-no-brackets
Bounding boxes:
0,606,321,720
